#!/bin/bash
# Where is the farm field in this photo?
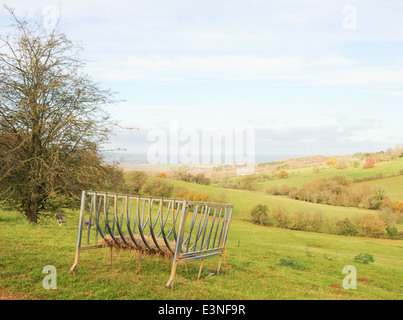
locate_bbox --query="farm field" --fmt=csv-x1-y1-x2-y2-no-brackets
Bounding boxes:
160,178,403,232
0,209,402,300
251,157,403,192
2,156,402,300
353,175,403,203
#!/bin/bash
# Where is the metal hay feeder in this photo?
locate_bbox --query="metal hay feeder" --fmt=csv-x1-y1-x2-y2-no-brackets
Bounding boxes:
69,191,234,288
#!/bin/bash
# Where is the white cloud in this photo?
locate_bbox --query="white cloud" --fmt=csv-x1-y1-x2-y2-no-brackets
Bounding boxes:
86,54,304,81
86,53,403,89
308,56,355,67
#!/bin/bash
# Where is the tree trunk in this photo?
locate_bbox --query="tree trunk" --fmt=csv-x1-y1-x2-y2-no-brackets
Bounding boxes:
26,201,38,223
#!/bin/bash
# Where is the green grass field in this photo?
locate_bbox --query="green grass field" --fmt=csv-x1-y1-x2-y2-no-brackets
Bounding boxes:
168,180,363,219
1,209,402,300
353,175,403,203
1,157,402,300
187,157,403,231
252,157,403,192
164,178,402,229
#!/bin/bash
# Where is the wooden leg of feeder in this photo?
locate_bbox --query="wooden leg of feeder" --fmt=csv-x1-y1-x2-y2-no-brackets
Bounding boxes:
69,249,80,274
166,201,188,289
69,191,86,275
110,247,113,266
197,259,204,280
217,251,223,275
136,251,143,274
166,260,178,289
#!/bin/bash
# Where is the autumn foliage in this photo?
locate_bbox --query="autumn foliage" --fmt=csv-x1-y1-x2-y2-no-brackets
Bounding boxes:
359,213,386,238
289,176,389,210
363,157,376,169
394,201,403,213
326,158,338,168
155,172,167,179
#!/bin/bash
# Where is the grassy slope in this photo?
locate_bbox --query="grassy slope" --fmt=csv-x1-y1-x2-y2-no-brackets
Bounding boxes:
1,158,402,300
1,210,402,300
253,157,403,192
353,175,403,203
166,178,375,221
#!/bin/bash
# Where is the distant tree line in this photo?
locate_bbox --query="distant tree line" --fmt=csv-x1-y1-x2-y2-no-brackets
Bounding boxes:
267,176,392,210
249,204,403,239
123,171,215,202
171,167,211,185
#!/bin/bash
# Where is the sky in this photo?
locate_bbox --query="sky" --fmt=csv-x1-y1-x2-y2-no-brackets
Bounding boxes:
1,0,403,165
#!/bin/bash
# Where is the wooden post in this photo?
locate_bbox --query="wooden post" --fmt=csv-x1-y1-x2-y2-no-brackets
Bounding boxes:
217,251,223,275
110,247,113,266
136,251,143,274
197,259,204,280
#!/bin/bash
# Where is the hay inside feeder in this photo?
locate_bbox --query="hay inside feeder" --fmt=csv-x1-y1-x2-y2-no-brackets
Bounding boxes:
101,235,186,258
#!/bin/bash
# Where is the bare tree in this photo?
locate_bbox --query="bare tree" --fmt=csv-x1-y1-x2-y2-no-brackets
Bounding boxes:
0,7,119,222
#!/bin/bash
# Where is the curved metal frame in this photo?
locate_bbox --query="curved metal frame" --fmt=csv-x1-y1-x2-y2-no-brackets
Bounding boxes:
70,191,234,288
